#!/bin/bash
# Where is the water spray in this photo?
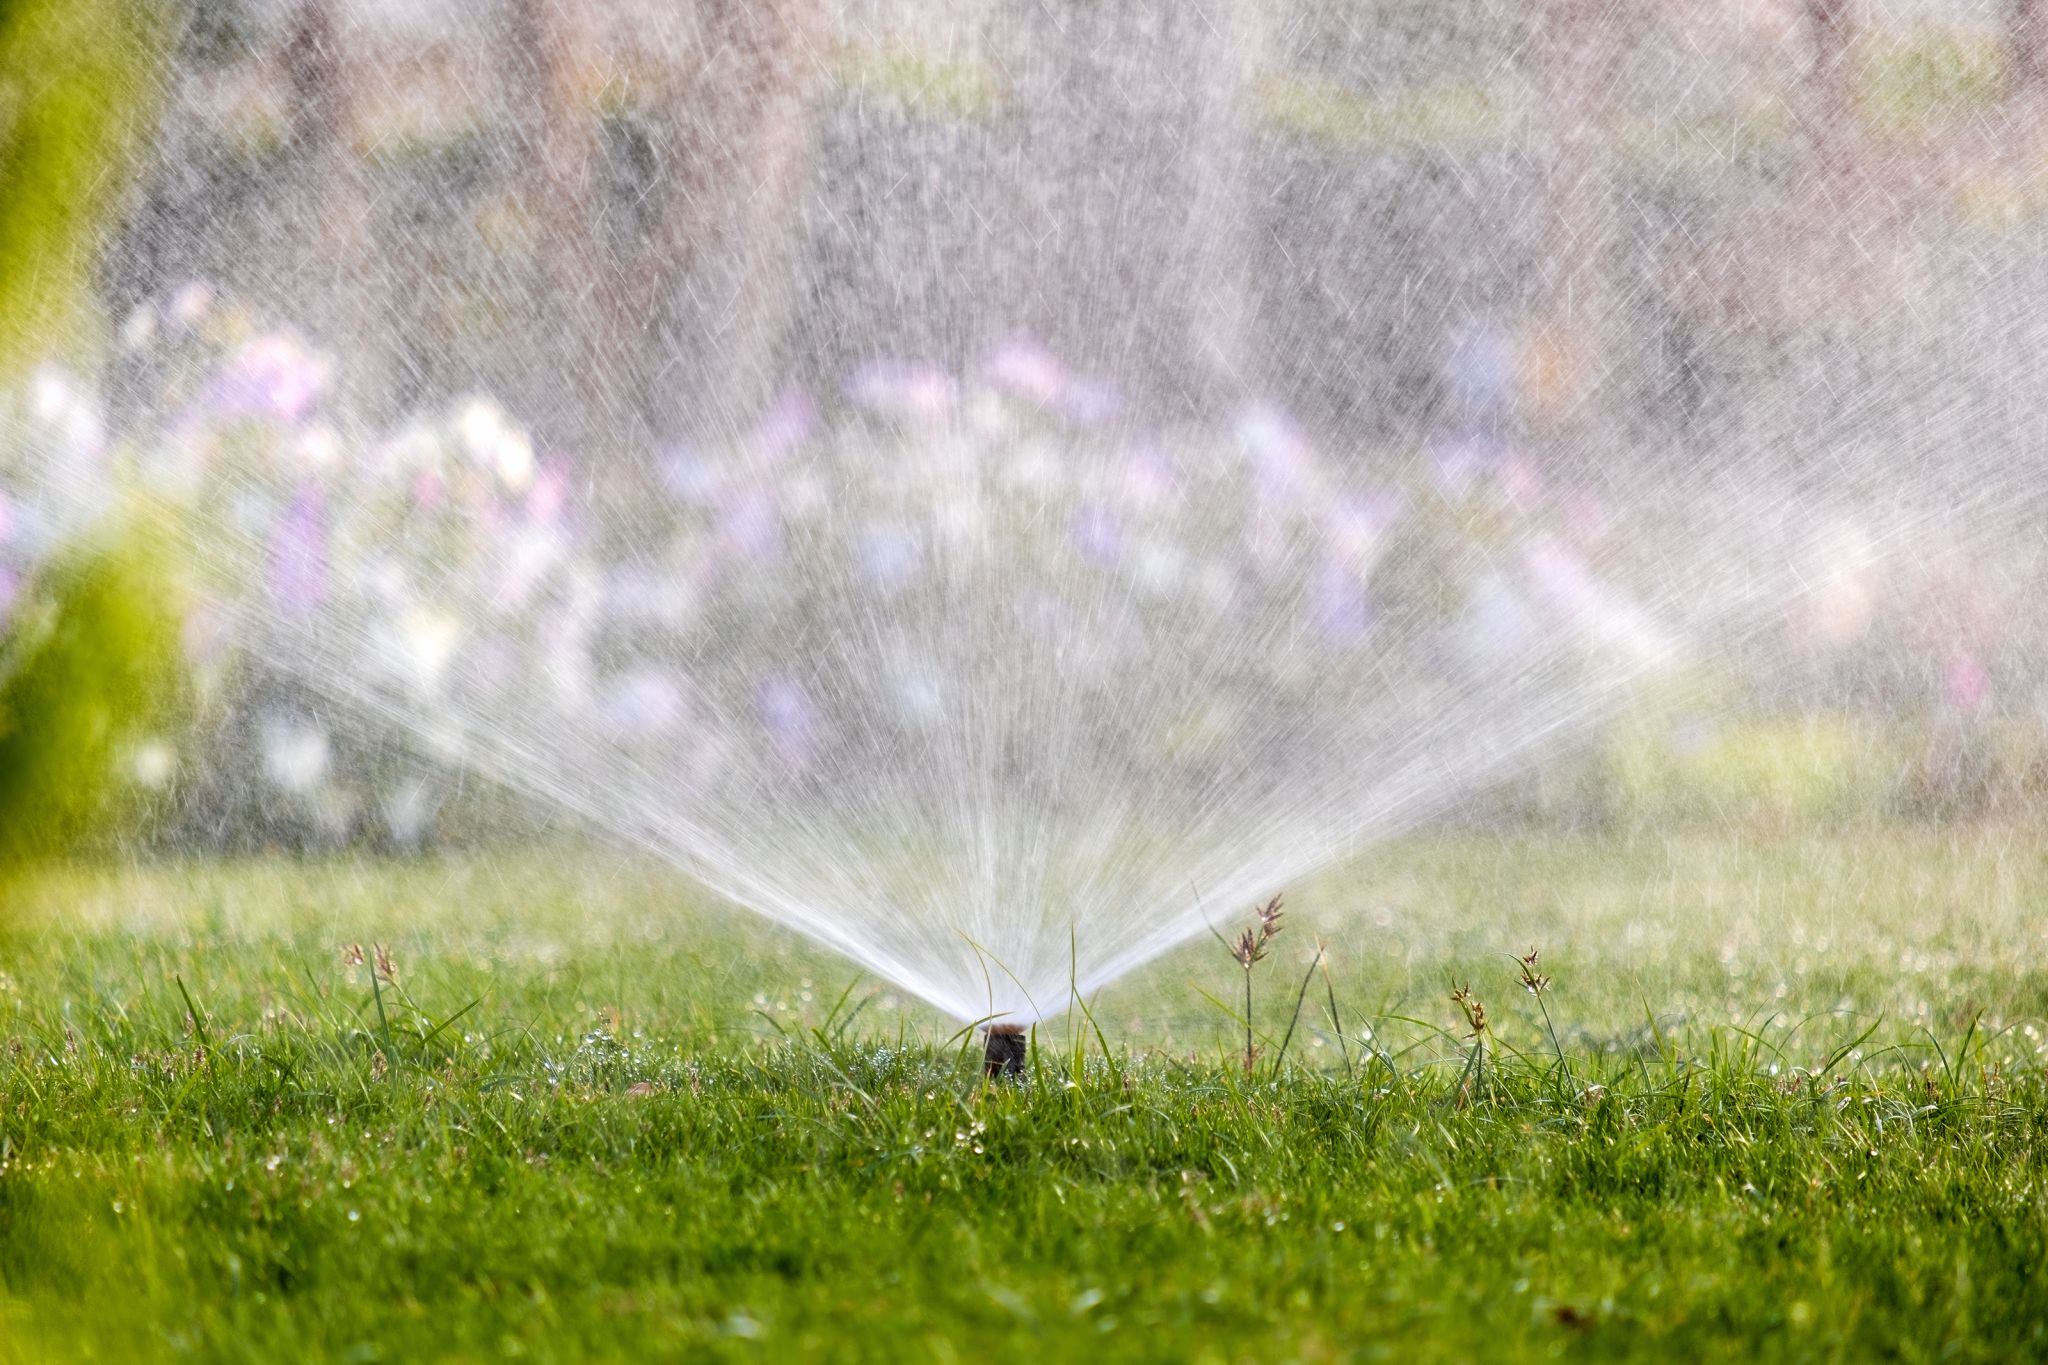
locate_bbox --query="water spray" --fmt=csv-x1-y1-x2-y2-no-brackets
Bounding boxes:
15,0,2026,1035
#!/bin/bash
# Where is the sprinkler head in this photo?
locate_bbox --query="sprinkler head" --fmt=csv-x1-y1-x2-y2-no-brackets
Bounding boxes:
983,1023,1028,1079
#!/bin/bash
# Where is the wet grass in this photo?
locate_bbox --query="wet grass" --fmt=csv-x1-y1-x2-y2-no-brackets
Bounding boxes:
3,828,2046,1362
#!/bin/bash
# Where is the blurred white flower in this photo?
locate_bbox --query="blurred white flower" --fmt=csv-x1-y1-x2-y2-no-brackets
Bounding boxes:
496,429,536,492
30,366,106,458
260,719,331,794
596,669,688,738
291,425,345,472
965,391,1013,439
364,558,409,607
455,396,534,492
1522,539,1671,668
221,334,331,422
1002,441,1065,493
370,420,443,480
934,497,987,554
848,359,955,422
167,281,213,329
1196,563,1239,613
985,340,1064,405
381,778,440,848
119,306,157,352
859,526,920,590
1809,519,1876,645
455,396,504,460
129,739,177,789
491,528,561,611
1131,539,1187,595
784,472,828,518
1458,572,1540,665
400,608,462,695
892,664,946,725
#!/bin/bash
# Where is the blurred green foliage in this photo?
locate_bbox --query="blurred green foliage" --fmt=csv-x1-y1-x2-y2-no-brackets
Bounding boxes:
0,524,188,871
0,0,167,374
1859,24,2007,134
1610,711,1904,831
2,0,176,912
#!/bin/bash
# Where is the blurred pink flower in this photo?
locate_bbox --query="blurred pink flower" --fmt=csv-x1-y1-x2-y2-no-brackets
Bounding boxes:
1565,495,1608,539
598,669,690,739
717,492,780,562
1944,650,1989,713
1072,505,1123,567
491,529,561,611
848,360,955,422
1322,496,1396,560
748,389,817,461
1430,435,1496,496
673,731,731,801
1522,538,1666,663
167,281,214,330
1314,556,1370,640
1498,454,1543,506
1522,539,1601,620
1236,404,1314,505
218,334,331,422
859,526,920,590
526,464,568,526
659,448,724,505
986,340,1065,405
470,638,516,690
267,484,328,619
602,566,677,625
1114,448,1177,510
1017,592,1067,637
1058,378,1120,427
756,674,813,775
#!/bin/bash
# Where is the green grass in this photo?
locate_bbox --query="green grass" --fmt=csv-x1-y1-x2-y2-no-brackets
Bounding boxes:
3,828,2046,1362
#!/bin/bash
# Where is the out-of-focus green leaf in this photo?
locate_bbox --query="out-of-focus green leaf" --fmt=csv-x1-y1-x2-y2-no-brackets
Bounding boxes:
0,0,168,375
0,523,190,873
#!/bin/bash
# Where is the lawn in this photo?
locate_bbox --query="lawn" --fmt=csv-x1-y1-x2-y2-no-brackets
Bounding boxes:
2,827,2045,1362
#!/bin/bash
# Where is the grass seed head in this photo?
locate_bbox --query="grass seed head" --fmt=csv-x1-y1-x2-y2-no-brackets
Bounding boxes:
1229,895,1285,969
1450,982,1488,1038
1517,948,1550,994
1257,895,1284,941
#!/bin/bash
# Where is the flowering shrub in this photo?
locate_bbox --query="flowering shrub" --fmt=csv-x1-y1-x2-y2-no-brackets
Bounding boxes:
0,286,1737,864
18,282,2036,1012
0,528,185,866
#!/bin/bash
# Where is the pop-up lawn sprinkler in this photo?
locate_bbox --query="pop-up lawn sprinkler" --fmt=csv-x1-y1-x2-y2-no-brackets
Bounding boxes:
983,1024,1027,1079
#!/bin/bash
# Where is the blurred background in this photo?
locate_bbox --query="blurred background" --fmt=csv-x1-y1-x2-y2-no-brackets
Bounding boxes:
6,0,2048,883
102,1,2048,453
